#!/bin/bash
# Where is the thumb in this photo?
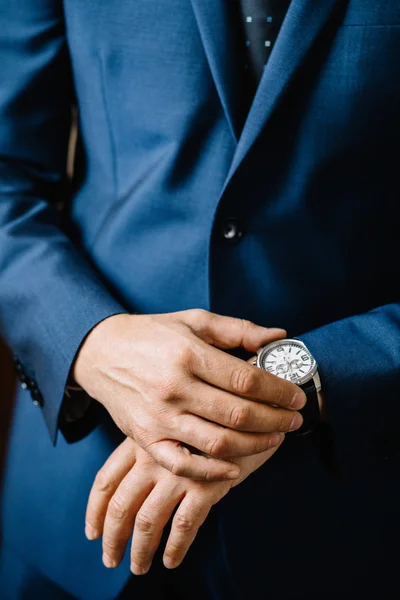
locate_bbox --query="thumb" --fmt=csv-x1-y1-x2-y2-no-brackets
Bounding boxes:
147,439,241,482
184,310,286,353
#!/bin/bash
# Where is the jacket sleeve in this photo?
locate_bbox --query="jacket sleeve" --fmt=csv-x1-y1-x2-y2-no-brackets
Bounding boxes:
297,303,400,471
0,0,127,443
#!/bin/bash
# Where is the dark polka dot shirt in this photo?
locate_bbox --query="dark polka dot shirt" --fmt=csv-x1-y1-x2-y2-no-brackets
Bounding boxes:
231,0,292,121
239,0,292,82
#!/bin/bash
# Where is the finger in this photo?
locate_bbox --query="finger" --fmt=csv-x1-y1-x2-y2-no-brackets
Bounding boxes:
163,492,212,569
85,438,136,540
147,439,241,482
102,468,155,568
184,309,286,353
184,380,303,433
190,343,306,410
130,481,184,575
174,413,296,457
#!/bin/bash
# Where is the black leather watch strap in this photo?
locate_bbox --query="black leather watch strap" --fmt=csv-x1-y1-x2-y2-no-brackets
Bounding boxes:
294,379,320,435
291,377,337,475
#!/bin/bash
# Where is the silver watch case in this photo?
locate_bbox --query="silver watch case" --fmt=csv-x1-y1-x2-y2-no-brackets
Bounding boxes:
253,338,322,392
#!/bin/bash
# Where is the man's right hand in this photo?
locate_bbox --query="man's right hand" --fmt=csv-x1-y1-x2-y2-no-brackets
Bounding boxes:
73,310,305,481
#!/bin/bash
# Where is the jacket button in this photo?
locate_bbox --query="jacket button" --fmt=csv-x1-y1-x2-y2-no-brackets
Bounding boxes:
221,218,244,243
12,355,24,375
31,388,44,407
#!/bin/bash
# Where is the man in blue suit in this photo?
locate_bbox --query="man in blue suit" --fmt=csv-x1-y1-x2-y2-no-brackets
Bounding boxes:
1,0,400,598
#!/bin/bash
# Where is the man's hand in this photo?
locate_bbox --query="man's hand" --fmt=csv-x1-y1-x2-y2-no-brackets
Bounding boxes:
85,435,285,574
73,310,305,480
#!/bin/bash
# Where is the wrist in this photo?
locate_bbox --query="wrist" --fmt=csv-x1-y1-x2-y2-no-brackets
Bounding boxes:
72,313,129,391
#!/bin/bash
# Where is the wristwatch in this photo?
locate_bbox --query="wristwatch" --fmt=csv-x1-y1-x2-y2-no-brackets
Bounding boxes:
253,338,321,435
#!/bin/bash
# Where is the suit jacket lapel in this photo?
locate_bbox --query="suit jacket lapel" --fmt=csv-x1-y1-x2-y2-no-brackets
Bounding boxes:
190,0,244,141
221,0,348,192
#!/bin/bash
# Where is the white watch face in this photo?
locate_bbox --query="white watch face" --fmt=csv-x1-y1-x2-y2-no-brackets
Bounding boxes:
257,339,316,385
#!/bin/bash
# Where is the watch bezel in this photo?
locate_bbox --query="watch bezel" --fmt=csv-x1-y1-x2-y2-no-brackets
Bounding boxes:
256,338,318,386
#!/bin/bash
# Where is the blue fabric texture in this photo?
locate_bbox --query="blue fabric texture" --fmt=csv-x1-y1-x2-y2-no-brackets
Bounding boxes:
1,0,400,598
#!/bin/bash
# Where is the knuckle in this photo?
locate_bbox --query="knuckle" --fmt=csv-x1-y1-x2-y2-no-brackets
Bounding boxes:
159,375,179,403
273,383,286,407
254,434,272,453
131,548,151,565
202,470,214,482
108,495,128,521
164,547,180,561
174,512,195,533
229,404,251,429
135,511,155,535
87,506,103,525
189,308,208,324
230,365,256,396
275,411,286,432
94,469,113,494
205,434,228,457
238,318,254,342
239,318,253,331
169,460,186,477
103,538,122,552
174,342,193,370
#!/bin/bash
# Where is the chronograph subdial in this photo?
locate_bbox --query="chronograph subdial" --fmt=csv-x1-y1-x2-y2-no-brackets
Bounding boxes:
276,363,290,375
289,359,303,371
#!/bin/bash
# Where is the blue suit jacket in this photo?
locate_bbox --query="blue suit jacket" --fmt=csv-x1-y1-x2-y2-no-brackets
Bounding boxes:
1,1,400,598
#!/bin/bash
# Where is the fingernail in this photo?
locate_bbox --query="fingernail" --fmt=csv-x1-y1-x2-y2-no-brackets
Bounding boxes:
265,327,286,334
227,468,240,480
269,433,282,448
290,391,306,410
289,413,303,431
164,556,177,569
102,553,116,569
130,562,148,575
85,523,98,540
